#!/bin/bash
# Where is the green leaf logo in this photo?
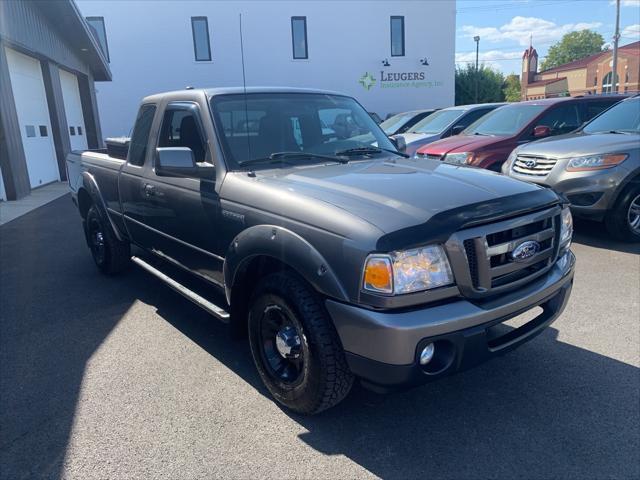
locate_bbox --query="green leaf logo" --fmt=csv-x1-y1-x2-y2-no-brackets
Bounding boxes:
359,72,376,91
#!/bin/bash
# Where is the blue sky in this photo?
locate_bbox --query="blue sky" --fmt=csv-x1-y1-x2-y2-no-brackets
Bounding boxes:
455,0,640,74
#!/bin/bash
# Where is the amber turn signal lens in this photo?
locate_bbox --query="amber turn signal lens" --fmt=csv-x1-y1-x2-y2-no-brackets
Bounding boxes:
363,257,393,293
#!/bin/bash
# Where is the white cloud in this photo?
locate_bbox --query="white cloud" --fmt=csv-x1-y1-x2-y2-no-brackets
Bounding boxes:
455,50,523,72
461,16,603,46
621,24,640,38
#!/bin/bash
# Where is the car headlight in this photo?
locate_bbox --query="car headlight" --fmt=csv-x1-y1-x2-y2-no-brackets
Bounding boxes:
560,207,573,247
503,149,519,174
444,152,473,165
363,245,454,295
566,153,628,172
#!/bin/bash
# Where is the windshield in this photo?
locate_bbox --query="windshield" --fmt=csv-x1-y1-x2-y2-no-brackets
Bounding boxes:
408,109,465,134
463,104,546,136
380,112,419,135
583,99,640,134
210,93,396,168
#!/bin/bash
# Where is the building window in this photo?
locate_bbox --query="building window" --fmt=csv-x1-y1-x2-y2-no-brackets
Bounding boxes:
390,16,405,57
602,71,619,93
70,126,76,136
291,17,308,59
39,125,48,137
191,17,212,61
86,17,110,62
25,125,36,137
78,126,83,135
593,76,597,87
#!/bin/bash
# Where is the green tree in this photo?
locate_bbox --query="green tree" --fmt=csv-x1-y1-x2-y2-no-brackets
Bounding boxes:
502,74,521,102
540,30,605,71
455,64,505,105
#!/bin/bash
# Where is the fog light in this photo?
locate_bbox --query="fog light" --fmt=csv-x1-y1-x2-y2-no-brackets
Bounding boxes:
419,343,435,365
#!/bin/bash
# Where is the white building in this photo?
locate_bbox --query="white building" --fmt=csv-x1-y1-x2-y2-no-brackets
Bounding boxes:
77,0,456,139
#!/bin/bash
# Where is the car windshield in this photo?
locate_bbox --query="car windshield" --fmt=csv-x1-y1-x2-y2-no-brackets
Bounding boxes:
210,93,396,168
380,112,420,135
408,109,465,134
463,104,546,136
583,99,640,134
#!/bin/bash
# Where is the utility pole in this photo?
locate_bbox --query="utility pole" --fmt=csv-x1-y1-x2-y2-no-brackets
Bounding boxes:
474,35,480,103
611,0,620,93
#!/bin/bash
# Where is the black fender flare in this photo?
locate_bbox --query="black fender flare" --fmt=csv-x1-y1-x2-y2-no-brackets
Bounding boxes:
223,225,349,305
80,171,125,241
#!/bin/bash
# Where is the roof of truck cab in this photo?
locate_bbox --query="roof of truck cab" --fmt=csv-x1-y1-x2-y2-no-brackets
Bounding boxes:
141,87,349,104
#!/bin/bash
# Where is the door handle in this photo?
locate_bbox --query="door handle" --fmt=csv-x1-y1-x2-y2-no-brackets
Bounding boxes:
143,183,156,197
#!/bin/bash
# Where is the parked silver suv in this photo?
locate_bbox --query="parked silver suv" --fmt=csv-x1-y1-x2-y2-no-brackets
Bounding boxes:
504,96,640,242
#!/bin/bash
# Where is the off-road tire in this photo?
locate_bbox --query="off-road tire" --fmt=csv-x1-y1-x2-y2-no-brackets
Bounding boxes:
85,205,131,274
605,184,640,242
247,272,354,414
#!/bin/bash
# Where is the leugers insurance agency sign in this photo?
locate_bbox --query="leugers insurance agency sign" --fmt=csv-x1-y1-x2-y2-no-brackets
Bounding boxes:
358,70,443,90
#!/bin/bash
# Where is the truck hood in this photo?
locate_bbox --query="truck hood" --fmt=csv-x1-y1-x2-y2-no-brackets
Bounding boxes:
251,158,557,241
418,134,509,155
518,132,640,157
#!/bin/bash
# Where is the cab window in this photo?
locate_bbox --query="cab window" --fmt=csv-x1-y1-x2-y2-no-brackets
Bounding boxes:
158,105,208,163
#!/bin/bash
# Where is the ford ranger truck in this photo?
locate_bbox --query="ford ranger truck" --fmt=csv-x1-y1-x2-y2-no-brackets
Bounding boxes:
67,87,575,414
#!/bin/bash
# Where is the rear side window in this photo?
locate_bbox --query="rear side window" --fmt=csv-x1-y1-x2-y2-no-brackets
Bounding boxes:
128,104,156,166
535,104,581,136
585,101,618,121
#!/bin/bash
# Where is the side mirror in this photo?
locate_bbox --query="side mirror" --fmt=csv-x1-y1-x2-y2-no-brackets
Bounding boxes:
390,135,407,153
156,147,197,177
451,125,465,135
533,125,551,138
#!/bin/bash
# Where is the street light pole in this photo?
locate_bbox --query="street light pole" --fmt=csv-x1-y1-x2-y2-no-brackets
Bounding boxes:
474,36,480,103
611,0,620,93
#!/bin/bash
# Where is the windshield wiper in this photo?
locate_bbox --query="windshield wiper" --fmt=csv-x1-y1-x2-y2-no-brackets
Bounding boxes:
336,146,410,158
473,132,489,136
240,151,348,168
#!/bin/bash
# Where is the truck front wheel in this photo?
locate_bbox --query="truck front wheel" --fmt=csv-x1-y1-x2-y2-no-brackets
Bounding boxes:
85,205,131,274
247,272,354,414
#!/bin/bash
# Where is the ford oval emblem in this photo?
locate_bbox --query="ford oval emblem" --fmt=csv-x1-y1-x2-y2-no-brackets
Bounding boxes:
511,240,540,262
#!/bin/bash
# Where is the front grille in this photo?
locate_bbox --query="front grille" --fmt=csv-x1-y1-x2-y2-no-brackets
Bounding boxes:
512,155,559,176
417,153,442,161
446,207,561,298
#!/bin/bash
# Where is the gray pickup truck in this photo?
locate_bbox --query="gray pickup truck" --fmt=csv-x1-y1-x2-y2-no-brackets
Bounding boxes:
67,87,575,414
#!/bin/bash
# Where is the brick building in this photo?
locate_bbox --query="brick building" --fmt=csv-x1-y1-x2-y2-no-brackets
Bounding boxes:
521,41,640,100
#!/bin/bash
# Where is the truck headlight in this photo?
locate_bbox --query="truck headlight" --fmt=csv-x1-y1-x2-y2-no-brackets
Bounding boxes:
566,153,627,172
443,152,473,165
560,207,573,247
363,245,454,295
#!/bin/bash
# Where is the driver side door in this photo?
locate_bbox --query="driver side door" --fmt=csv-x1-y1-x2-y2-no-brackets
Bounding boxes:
141,101,224,286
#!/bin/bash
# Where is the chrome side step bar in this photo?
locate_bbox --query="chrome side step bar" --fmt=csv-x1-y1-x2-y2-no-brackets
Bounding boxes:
131,256,230,322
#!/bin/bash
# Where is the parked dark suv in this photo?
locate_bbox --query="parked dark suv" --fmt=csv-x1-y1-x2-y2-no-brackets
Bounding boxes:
416,96,627,171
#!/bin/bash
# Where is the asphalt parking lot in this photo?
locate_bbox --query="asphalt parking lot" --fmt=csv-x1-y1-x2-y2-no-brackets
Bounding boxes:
1,195,638,480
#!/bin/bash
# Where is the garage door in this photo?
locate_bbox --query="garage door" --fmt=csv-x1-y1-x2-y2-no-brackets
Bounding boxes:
59,68,88,152
5,47,59,188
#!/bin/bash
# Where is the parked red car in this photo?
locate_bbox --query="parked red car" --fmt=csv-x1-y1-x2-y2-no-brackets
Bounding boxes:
415,96,627,171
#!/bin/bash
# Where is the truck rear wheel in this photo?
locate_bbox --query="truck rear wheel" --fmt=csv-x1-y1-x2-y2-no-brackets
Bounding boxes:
85,205,131,274
247,272,354,414
605,185,640,242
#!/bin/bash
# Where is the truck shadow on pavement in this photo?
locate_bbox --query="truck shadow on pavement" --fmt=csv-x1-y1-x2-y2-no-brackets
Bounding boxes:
161,301,640,479
1,195,638,480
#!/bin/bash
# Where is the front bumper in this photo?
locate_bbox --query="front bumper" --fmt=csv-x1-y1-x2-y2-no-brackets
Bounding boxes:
509,164,632,221
326,251,575,389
